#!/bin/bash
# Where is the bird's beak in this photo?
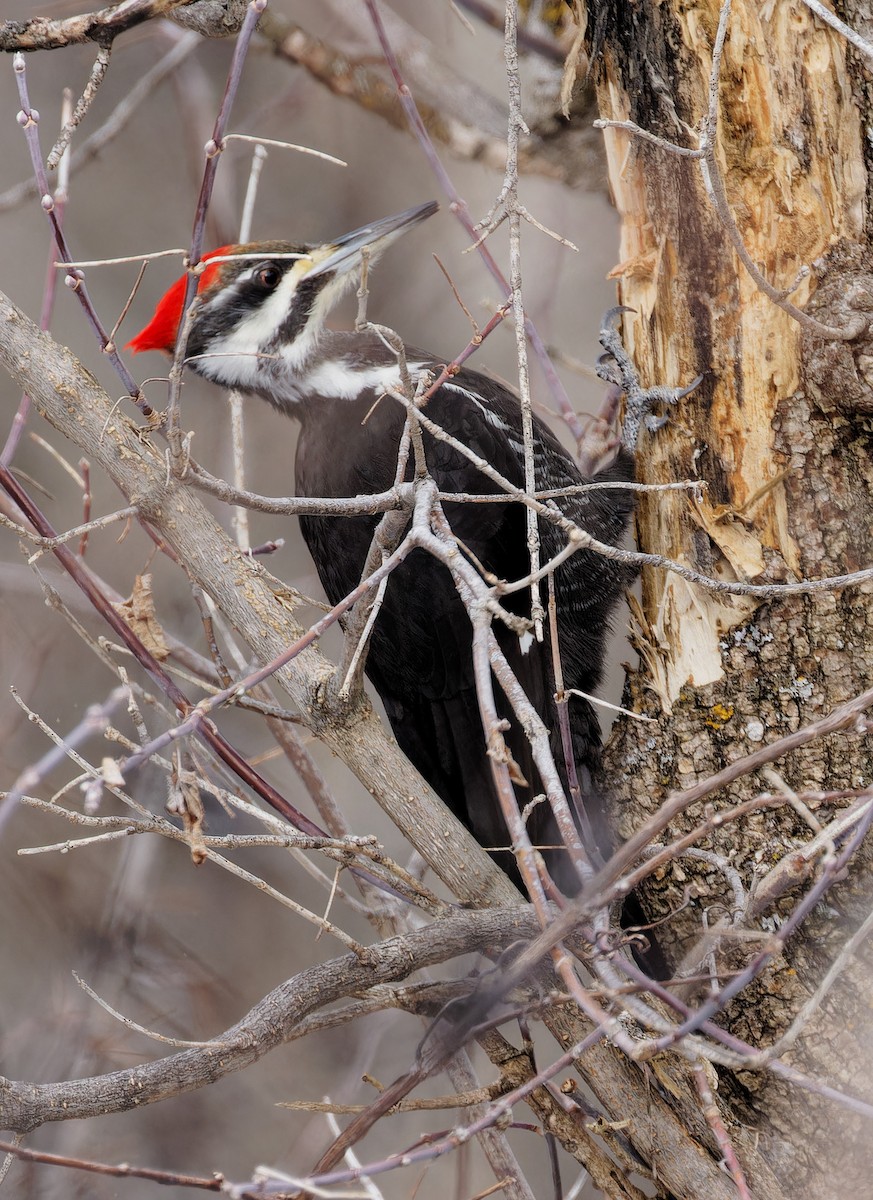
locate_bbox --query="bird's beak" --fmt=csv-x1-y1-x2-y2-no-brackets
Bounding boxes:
304,201,438,279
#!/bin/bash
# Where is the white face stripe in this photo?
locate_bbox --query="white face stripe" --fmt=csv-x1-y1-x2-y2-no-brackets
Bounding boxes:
278,271,360,370
190,344,265,391
194,260,363,388
194,262,310,388
221,261,306,349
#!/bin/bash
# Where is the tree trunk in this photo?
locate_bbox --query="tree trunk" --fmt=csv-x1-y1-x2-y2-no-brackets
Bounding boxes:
593,0,873,1193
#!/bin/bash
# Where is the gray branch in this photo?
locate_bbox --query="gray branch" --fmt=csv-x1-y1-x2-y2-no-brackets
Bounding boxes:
0,907,540,1134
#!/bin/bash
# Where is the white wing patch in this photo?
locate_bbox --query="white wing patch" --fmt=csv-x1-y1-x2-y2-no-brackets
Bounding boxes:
301,360,426,401
443,383,513,433
519,630,534,655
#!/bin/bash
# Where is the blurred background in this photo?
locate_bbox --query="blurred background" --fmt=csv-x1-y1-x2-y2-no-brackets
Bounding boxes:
0,2,619,1196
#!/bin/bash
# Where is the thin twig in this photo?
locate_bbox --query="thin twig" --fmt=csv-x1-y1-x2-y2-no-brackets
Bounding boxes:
223,132,346,166
502,1,543,637
47,44,111,169
692,1061,752,1199
12,54,152,414
799,0,873,64
386,387,873,600
0,686,129,837
165,0,267,454
1,88,72,466
362,0,587,446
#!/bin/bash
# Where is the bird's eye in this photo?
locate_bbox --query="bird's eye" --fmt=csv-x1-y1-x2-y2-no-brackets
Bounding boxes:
255,263,281,290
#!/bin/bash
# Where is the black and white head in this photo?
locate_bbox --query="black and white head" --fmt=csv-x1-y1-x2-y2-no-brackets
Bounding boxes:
128,201,438,405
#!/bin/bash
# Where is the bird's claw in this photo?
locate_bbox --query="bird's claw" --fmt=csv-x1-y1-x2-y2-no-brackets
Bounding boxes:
645,412,671,436
676,372,704,401
596,309,703,453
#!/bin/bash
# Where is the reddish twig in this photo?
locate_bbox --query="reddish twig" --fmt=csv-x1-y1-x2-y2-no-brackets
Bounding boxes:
612,948,873,1119
642,797,873,1054
77,458,92,556
11,54,152,414
2,88,70,466
692,1061,752,1199
0,1140,221,1191
304,1025,605,1193
117,522,419,780
452,0,566,63
0,463,350,846
0,31,200,214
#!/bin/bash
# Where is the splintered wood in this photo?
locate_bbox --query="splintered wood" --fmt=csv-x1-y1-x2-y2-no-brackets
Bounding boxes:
597,0,865,705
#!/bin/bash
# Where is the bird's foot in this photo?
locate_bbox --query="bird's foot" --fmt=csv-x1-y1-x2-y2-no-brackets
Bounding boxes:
596,307,703,453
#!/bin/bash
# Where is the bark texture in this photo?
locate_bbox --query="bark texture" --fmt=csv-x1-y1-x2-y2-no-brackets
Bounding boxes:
593,1,873,1194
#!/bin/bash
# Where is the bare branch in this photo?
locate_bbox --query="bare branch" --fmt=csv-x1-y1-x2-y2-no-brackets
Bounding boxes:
0,907,541,1134
46,44,111,169
0,0,191,51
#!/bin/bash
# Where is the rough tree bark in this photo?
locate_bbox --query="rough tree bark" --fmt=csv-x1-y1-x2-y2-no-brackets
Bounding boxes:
594,1,873,1194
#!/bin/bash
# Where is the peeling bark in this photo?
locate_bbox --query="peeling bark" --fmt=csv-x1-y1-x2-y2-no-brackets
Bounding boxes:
593,0,873,1193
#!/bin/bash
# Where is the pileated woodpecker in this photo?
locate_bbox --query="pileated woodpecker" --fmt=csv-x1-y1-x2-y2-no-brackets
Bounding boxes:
129,202,639,891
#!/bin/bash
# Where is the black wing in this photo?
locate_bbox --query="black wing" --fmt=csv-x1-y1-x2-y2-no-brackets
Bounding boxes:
296,352,635,886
